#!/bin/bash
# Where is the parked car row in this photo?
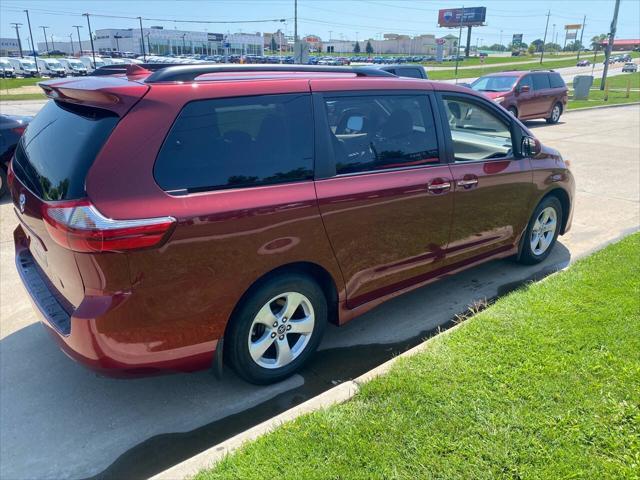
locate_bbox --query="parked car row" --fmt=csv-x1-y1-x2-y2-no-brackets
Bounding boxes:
0,114,31,197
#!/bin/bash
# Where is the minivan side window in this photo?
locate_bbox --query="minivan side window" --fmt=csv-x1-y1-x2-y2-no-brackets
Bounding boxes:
532,73,551,90
155,94,313,193
323,94,439,175
443,96,513,162
549,72,565,88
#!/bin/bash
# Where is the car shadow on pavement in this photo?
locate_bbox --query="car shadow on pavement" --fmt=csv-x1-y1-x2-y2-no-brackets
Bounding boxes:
0,242,571,480
523,120,567,129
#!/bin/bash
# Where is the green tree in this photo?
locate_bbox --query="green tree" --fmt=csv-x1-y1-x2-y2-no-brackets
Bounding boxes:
545,42,561,52
365,40,373,54
590,34,607,50
270,36,277,51
531,39,544,52
564,40,583,52
353,41,361,53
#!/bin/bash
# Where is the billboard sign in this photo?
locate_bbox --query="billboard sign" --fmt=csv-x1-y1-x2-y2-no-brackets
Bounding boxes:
564,24,582,30
512,33,523,48
565,32,577,40
207,33,224,42
438,7,487,28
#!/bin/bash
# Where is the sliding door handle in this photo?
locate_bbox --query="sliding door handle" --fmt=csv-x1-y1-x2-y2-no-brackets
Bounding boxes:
456,178,478,187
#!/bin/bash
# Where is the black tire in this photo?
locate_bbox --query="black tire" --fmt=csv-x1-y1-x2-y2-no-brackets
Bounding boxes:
508,106,518,118
0,167,8,198
225,273,327,384
546,102,562,124
518,196,563,265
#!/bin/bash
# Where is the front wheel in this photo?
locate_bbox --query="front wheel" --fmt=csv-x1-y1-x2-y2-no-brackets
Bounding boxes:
225,273,327,384
546,102,562,124
518,196,563,265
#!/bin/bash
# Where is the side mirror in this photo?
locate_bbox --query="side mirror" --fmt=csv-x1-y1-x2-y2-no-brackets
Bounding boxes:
517,84,530,94
521,136,541,157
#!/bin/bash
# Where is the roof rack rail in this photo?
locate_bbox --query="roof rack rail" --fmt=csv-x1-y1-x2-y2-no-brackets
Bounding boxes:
143,64,395,83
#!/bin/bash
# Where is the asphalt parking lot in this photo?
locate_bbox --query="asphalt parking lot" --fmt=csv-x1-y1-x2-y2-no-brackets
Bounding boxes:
0,102,638,479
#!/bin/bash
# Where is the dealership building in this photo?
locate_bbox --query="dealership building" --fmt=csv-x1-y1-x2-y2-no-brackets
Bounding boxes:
37,26,263,56
0,37,21,56
322,33,459,55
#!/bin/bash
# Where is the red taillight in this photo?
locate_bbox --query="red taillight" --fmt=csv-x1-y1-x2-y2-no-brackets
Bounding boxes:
11,126,27,136
41,199,175,253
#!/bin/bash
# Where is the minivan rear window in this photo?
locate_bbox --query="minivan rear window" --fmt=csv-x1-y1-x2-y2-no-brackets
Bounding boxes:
532,74,551,90
12,100,118,201
549,73,565,88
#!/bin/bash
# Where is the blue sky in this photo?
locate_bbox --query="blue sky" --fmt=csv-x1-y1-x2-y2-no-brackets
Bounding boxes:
1,0,639,47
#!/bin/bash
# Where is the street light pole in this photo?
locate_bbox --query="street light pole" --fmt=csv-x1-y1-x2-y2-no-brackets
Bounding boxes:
40,26,49,54
83,14,96,67
11,23,23,58
73,25,83,56
138,17,146,60
70,33,75,55
24,10,38,70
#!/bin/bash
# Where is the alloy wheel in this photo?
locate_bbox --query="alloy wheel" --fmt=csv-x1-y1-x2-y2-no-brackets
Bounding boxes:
530,206,557,256
247,292,315,369
552,104,561,122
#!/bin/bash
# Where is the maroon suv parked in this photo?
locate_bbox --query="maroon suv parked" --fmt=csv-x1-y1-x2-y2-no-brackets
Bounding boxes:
470,70,568,123
10,65,574,384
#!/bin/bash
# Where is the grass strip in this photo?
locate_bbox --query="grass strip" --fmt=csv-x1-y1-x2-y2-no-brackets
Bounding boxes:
197,233,640,480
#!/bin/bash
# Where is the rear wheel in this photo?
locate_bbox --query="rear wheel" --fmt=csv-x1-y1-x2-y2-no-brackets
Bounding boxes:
518,196,563,265
225,273,327,384
546,102,562,124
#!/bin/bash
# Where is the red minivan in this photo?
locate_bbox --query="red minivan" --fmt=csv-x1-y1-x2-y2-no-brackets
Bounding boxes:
10,65,574,384
470,70,568,123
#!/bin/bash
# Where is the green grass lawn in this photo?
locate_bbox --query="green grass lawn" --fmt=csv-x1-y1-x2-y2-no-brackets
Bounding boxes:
428,53,609,81
196,233,640,480
568,72,640,109
0,77,43,90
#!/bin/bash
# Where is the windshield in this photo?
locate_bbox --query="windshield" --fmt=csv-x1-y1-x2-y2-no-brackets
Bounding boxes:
22,60,36,68
46,60,63,69
0,60,11,67
68,60,84,68
94,60,106,68
471,75,519,92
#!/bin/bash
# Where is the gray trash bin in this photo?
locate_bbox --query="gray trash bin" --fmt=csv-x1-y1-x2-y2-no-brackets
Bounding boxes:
573,75,594,100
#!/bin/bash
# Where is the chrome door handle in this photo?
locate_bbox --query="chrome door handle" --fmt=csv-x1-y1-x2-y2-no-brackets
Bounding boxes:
427,182,451,191
456,179,478,187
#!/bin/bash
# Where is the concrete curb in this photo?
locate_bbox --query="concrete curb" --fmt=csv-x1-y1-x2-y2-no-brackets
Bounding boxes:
151,322,467,480
566,101,640,112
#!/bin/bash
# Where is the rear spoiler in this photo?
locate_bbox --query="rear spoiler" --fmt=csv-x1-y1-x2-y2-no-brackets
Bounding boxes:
39,76,149,116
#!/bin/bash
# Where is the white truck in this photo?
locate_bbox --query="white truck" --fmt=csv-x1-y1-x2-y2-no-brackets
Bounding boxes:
7,58,39,77
79,56,107,73
58,58,88,76
36,58,66,77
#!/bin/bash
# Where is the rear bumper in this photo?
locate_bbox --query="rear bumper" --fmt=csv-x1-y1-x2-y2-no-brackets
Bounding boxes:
14,227,216,377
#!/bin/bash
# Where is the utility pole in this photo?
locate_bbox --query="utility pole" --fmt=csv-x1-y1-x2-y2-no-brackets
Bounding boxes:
600,0,620,91
70,34,75,55
83,14,96,67
11,23,23,58
73,25,83,55
499,29,503,49
24,10,38,70
540,10,550,64
294,0,298,42
40,26,49,54
576,15,586,60
454,5,464,81
551,23,556,52
138,17,146,60
114,34,122,52
50,35,55,51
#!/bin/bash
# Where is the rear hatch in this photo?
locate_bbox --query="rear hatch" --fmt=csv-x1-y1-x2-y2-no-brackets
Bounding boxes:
10,76,149,311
